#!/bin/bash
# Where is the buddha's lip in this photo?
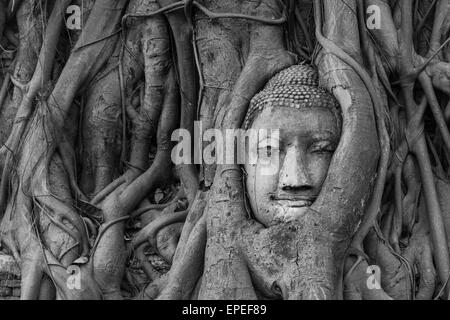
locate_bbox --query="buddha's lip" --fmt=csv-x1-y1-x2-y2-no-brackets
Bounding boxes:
275,200,312,207
272,194,317,202
271,194,316,207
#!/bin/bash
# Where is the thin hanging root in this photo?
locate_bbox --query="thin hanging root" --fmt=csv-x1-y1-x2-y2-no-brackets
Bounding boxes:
157,215,206,300
59,241,81,262
90,216,130,257
344,256,394,300
36,200,81,246
91,176,126,205
30,155,90,256
428,0,449,54
402,203,436,300
390,165,403,253
0,151,13,219
402,156,421,233
8,74,27,93
130,190,185,219
294,4,313,53
59,138,87,201
118,68,179,213
36,195,90,257
426,134,445,176
0,72,10,110
389,97,428,172
132,210,188,251
364,227,414,299
127,0,287,25
419,73,450,153
375,54,400,106
0,0,5,38
382,204,394,240
414,0,438,38
161,4,199,203
7,0,24,20
404,238,436,300
82,217,98,240
130,201,177,219
171,191,207,262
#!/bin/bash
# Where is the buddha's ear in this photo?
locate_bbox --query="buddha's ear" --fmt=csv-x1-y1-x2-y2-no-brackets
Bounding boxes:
312,54,379,233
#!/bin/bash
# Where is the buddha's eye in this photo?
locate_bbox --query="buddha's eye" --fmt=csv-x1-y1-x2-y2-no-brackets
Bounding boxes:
309,140,336,154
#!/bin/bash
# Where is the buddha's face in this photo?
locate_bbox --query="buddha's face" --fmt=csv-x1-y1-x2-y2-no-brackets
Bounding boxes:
244,106,340,227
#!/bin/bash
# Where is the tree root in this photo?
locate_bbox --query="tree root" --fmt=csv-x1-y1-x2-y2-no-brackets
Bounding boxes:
344,256,393,300
171,190,207,262
158,214,206,300
132,209,188,252
135,243,160,281
130,192,184,219
365,228,413,299
32,158,90,257
156,222,183,263
314,0,390,251
1,0,129,300
91,177,126,206
0,0,5,41
403,235,436,300
0,0,73,217
0,73,10,112
157,0,199,203
399,0,450,293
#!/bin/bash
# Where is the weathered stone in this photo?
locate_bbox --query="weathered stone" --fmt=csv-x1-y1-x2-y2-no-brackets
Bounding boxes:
0,253,20,278
0,287,12,297
0,279,21,288
12,288,21,297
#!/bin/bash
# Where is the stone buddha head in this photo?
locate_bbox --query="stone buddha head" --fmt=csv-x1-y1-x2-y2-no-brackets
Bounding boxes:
243,65,342,227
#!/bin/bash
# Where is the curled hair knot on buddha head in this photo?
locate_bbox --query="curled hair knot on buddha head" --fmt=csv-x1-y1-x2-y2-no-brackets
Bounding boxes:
243,64,342,130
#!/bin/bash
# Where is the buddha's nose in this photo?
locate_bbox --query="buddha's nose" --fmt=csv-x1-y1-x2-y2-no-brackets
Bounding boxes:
278,145,313,191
